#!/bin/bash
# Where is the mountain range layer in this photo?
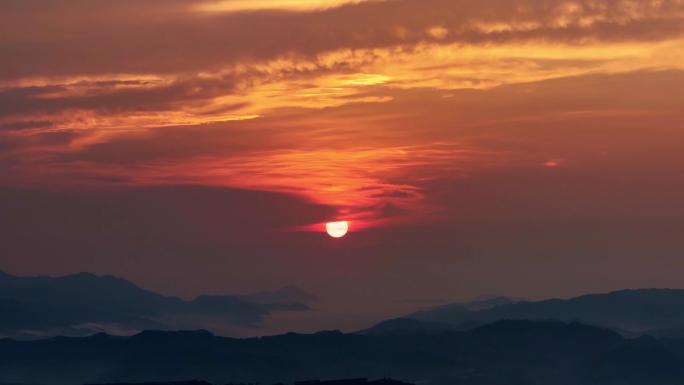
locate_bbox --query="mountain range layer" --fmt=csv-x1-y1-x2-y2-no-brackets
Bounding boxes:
0,271,314,339
364,289,684,337
1,320,683,385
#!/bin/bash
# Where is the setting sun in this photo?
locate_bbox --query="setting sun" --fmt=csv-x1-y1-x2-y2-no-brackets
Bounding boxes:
325,221,349,238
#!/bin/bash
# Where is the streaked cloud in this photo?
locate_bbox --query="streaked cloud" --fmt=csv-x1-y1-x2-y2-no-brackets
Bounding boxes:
194,0,369,12
1,0,684,230
2,0,683,78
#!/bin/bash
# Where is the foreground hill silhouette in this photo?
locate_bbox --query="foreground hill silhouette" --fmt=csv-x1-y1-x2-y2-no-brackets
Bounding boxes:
2,320,684,385
84,378,413,385
0,271,313,338
363,289,684,337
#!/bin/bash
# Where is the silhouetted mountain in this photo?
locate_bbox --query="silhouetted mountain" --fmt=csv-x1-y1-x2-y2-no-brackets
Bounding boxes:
357,318,460,336
2,320,684,385
459,296,521,311
86,382,211,385
291,380,412,385
84,379,412,385
0,271,312,338
408,289,684,334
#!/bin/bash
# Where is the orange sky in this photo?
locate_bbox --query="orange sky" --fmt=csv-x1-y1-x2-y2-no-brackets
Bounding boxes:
2,0,684,334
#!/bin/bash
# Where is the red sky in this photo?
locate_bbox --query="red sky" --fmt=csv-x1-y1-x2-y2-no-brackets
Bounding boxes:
2,0,684,334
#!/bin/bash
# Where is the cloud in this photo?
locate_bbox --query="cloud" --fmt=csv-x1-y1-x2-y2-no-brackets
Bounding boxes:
1,0,681,150
0,120,53,131
2,70,679,232
1,0,683,79
0,76,246,119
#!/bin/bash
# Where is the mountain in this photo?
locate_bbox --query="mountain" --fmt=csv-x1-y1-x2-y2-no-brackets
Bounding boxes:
1,320,683,385
457,296,521,311
357,318,461,336
85,382,212,385
360,296,519,336
83,379,413,385
0,271,313,338
407,289,684,334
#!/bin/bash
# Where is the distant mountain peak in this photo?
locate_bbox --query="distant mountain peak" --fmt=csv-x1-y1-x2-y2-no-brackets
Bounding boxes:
358,317,460,336
407,288,684,335
0,270,14,279
0,271,317,339
461,296,521,310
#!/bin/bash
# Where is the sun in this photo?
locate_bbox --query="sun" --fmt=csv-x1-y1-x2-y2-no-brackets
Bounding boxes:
325,221,349,238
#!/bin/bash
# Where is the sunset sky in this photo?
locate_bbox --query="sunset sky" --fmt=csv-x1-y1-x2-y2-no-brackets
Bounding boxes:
2,0,684,334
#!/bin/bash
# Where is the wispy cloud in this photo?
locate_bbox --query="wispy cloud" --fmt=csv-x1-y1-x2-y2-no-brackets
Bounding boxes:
2,0,684,230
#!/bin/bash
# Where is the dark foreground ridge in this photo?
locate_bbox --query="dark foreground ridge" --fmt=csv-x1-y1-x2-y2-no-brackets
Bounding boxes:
85,379,413,385
86,382,213,385
3,320,684,385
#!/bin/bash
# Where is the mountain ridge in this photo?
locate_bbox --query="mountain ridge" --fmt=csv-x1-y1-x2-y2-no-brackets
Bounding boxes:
405,288,684,335
2,320,683,385
0,270,315,339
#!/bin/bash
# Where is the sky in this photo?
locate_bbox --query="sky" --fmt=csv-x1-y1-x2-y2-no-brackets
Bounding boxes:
2,0,684,334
